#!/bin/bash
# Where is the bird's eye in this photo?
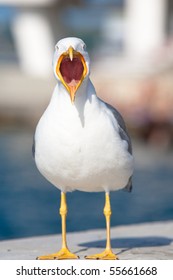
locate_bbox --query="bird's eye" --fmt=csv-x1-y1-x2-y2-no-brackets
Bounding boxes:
82,44,86,51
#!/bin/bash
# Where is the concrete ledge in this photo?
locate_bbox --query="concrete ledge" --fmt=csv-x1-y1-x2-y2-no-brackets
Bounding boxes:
0,221,173,260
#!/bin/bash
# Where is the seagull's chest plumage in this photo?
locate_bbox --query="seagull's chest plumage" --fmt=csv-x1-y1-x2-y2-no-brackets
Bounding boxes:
35,82,133,192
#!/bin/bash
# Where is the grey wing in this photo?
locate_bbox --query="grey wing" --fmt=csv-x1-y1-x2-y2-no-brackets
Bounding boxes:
105,103,133,192
105,103,132,154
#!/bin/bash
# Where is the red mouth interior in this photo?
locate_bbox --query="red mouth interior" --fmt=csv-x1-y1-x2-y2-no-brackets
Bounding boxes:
60,57,84,85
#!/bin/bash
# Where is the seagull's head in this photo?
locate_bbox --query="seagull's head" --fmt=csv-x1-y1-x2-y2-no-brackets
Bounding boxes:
53,37,90,103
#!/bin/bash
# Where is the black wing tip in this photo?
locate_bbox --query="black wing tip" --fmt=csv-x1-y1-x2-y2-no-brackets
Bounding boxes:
123,177,133,192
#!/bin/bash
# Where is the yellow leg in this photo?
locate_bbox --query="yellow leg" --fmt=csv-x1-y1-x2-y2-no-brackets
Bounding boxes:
37,192,78,260
85,192,119,260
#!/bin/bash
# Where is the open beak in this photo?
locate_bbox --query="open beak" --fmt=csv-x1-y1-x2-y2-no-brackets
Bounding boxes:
56,46,87,103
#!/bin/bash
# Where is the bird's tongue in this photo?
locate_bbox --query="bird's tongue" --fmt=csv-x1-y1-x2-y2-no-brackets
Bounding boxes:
60,57,84,86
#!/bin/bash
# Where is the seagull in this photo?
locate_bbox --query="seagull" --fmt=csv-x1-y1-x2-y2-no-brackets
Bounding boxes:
33,37,134,260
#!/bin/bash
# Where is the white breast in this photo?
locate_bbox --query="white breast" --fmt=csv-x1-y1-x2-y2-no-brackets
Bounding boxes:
34,82,134,193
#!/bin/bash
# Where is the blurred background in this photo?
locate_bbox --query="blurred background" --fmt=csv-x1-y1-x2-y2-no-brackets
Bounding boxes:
0,0,173,240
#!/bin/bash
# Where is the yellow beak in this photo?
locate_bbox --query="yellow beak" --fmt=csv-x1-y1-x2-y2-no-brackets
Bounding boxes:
68,46,74,61
56,46,87,104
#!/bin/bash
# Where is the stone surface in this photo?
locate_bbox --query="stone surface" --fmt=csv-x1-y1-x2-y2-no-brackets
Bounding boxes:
0,221,173,260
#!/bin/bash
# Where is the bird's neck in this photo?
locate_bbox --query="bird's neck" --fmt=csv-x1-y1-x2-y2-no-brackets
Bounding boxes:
51,78,96,127
57,77,90,109
73,77,89,108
